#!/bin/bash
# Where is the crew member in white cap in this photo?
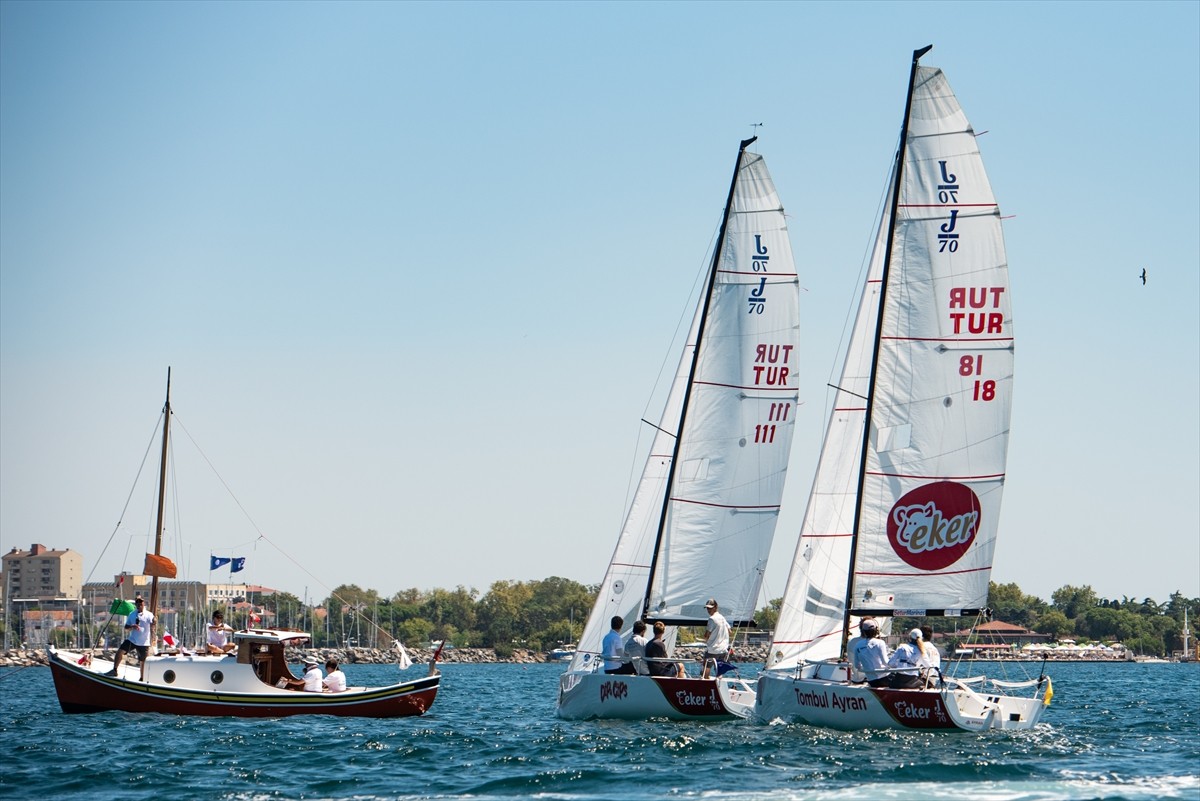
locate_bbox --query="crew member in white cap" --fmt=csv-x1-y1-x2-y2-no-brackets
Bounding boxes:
887,628,926,689
302,657,324,692
850,617,890,687
700,598,730,678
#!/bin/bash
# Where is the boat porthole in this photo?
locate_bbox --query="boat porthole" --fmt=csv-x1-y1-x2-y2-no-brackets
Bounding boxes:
163,670,176,684
211,671,224,684
944,397,953,407
739,437,747,447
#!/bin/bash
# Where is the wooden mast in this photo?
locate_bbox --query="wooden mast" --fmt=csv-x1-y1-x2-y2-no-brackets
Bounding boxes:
146,368,171,670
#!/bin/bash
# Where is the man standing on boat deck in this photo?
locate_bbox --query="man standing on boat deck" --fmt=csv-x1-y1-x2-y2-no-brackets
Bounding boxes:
603,615,634,674
701,599,730,679
107,596,155,676
850,618,890,688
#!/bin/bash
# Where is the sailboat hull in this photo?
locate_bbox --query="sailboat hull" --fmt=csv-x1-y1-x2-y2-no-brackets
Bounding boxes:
755,666,1045,731
556,672,755,721
48,647,439,718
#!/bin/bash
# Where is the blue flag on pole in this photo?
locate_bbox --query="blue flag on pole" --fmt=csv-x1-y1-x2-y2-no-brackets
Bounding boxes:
231,557,246,573
210,556,231,570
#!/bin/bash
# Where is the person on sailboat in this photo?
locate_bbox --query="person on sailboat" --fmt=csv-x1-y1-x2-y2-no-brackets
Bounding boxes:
107,596,155,676
919,625,941,685
603,616,635,675
887,629,926,689
849,618,890,688
700,599,731,679
624,620,649,675
644,621,685,678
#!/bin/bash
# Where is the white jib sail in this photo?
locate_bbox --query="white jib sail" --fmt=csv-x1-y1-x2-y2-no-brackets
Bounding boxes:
568,147,799,673
767,176,894,670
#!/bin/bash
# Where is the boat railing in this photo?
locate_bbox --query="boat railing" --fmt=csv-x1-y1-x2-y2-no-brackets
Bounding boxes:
942,675,1003,716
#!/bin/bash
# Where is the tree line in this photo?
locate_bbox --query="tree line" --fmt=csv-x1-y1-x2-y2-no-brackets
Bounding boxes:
242,578,1197,658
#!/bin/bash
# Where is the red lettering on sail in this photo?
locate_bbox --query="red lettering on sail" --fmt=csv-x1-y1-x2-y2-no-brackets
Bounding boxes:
886,482,980,571
948,287,1006,335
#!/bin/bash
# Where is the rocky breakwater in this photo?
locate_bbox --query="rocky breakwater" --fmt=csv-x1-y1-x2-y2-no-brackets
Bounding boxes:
0,648,49,668
1,644,773,669
285,645,774,666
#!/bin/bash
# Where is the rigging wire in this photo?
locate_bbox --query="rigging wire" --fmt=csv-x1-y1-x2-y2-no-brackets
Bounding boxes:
170,413,396,646
81,413,164,587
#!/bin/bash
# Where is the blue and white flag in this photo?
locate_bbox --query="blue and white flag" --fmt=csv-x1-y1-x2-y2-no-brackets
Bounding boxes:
210,556,232,571
231,557,247,573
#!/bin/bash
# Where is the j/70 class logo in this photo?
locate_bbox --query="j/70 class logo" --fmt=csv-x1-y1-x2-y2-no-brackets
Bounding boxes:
887,482,980,571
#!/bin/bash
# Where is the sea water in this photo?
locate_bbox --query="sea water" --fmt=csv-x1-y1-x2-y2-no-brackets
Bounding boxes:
0,661,1196,801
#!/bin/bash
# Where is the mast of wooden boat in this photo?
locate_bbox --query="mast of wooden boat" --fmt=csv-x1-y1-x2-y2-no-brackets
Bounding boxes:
145,368,171,676
641,136,756,623
837,46,931,658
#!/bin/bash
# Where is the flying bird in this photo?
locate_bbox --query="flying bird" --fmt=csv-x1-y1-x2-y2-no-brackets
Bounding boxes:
1140,268,1147,285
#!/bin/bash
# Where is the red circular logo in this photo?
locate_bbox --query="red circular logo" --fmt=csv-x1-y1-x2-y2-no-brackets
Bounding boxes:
886,482,980,571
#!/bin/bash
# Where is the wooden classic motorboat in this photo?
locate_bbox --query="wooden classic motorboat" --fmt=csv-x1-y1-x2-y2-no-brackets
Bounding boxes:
49,628,439,718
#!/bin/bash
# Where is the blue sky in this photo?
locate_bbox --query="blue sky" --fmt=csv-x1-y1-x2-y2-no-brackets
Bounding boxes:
2,1,1197,607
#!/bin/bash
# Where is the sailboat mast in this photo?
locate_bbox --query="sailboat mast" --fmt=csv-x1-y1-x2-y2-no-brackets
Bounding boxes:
837,46,933,656
149,368,172,619
641,136,757,622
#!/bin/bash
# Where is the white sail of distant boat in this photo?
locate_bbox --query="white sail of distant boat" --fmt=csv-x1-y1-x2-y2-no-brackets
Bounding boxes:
755,46,1051,731
557,137,800,720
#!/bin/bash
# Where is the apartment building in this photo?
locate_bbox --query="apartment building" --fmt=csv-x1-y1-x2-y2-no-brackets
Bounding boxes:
2,543,83,602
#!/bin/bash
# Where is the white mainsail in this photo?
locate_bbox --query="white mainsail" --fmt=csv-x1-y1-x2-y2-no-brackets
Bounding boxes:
768,64,1012,671
568,143,799,674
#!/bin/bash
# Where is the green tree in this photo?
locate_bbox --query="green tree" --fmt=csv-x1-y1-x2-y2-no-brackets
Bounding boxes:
476,580,535,646
397,617,435,647
1051,584,1099,619
988,581,1046,628
755,598,782,632
420,586,478,632
1034,609,1073,639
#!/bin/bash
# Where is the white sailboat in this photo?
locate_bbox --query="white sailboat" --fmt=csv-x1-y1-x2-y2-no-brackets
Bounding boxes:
557,137,800,720
754,46,1051,731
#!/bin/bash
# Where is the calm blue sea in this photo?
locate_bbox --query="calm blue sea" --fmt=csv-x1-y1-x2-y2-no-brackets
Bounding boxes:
0,661,1196,801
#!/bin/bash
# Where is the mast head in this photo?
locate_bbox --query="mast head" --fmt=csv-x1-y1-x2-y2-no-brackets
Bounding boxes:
913,44,933,63
739,135,758,151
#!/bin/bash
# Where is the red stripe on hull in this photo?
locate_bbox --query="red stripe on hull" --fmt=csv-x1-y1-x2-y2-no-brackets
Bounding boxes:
652,676,736,718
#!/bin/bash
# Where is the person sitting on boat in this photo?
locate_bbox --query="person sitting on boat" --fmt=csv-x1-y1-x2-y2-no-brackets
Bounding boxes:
603,616,635,674
205,611,235,655
887,628,926,689
322,658,346,693
107,596,155,677
700,599,730,679
302,657,324,691
849,617,890,688
644,621,685,678
624,620,649,675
